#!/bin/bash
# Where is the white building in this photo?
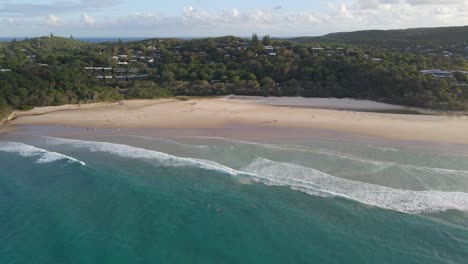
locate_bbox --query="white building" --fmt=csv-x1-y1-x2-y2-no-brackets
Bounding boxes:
420,69,453,78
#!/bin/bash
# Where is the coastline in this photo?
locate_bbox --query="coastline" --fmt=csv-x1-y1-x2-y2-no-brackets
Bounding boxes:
4,96,468,145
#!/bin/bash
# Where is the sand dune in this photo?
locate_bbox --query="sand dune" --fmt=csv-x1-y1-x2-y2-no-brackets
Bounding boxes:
7,97,468,144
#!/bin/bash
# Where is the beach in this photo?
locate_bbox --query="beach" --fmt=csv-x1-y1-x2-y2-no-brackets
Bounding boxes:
5,96,468,144
1,96,468,264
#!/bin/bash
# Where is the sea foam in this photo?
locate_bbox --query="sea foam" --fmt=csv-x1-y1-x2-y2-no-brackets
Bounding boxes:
0,142,86,165
242,158,468,214
43,137,468,214
183,136,468,181
44,137,240,175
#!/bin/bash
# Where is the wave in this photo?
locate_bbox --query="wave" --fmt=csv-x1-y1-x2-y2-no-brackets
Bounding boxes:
0,142,86,166
43,137,468,214
182,136,468,179
108,135,210,149
367,144,399,152
241,158,468,214
43,137,241,176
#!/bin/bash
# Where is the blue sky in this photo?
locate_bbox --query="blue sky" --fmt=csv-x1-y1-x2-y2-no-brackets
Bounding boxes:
0,0,467,37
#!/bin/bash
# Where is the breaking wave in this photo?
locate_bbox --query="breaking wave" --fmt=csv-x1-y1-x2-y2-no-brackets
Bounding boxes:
0,142,86,165
44,137,240,175
42,137,468,214
182,136,468,180
242,158,468,214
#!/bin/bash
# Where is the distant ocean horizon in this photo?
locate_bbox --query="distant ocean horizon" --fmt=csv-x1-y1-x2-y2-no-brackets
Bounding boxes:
0,36,295,43
0,36,260,43
0,37,206,43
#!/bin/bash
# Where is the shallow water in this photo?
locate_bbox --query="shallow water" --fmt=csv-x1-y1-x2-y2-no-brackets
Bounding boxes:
1,129,468,263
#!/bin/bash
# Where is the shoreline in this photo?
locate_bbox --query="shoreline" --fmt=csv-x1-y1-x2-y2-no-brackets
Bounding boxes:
4,97,468,145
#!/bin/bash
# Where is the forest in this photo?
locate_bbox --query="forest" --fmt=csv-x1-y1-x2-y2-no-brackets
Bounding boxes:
1,28,468,119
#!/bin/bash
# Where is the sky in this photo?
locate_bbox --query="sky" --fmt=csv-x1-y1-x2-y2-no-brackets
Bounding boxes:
0,0,467,37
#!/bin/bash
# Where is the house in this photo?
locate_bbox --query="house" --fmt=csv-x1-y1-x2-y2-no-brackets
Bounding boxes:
335,47,345,56
26,55,36,62
311,47,324,53
420,69,453,78
137,74,149,79
346,49,360,56
118,62,128,65
265,45,274,53
110,56,119,60
441,51,453,56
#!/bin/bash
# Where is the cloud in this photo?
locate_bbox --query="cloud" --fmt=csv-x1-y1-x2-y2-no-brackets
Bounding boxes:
82,13,96,26
273,5,283,11
405,0,466,5
46,14,60,26
358,0,466,9
1,0,467,37
0,0,123,15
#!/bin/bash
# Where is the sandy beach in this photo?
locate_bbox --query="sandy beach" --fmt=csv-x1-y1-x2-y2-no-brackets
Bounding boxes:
4,96,468,144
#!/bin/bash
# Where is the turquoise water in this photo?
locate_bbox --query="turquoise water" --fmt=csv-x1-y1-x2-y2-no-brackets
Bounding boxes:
1,131,468,263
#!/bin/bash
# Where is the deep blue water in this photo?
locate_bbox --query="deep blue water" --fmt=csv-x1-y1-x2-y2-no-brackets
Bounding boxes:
0,133,467,263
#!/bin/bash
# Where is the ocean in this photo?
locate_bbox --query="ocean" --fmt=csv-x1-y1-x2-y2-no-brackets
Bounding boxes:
1,126,467,263
0,37,204,43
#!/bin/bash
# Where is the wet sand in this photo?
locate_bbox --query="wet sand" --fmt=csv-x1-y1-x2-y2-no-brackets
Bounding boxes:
4,97,468,144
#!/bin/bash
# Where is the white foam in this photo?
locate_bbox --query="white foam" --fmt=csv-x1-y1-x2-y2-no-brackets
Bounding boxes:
110,135,210,149
368,144,399,152
44,137,240,176
41,137,468,214
0,142,86,166
183,136,468,179
241,158,468,214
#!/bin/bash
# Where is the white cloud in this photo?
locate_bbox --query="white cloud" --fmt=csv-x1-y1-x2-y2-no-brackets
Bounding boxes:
2,1,468,37
405,0,466,5
46,14,60,26
82,13,96,26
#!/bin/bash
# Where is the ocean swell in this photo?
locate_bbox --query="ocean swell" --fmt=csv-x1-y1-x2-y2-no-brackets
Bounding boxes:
44,137,240,176
43,137,468,214
242,158,468,214
0,141,86,165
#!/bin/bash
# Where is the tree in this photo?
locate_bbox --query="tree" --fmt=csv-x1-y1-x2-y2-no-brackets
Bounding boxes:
454,72,467,83
161,70,175,82
262,35,271,45
252,33,260,46
0,97,11,119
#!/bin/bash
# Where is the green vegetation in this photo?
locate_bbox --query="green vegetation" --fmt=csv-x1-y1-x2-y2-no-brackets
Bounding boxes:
288,26,468,47
0,28,467,117
0,97,11,120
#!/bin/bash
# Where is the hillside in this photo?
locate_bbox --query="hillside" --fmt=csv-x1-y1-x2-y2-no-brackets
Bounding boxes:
287,26,468,45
